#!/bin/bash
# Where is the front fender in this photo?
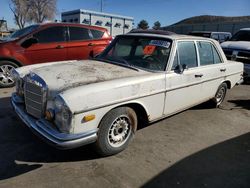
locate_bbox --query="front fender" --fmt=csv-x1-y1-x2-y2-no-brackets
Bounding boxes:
60,73,165,114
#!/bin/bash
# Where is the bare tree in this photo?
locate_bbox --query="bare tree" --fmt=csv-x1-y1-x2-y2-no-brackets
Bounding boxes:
9,0,31,29
28,0,57,23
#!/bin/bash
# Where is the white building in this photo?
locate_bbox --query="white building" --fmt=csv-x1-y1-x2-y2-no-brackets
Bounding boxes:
61,9,134,36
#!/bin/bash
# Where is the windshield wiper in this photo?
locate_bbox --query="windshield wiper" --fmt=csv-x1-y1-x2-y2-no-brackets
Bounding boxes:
92,57,139,71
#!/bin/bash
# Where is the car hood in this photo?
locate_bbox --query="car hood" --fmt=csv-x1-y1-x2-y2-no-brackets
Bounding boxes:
221,41,250,51
29,60,146,97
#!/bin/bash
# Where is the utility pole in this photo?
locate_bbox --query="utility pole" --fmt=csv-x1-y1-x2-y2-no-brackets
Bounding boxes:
101,0,103,12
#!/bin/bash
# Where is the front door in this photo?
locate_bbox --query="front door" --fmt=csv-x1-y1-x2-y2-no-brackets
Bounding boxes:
164,41,204,115
24,26,67,64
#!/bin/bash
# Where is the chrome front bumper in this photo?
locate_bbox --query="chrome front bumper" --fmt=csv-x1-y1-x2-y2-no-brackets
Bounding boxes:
11,93,98,149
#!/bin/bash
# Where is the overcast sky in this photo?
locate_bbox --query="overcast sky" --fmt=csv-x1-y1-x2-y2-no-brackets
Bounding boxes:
1,0,250,29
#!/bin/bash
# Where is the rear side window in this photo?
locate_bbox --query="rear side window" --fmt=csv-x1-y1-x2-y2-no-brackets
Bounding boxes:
197,41,222,65
177,41,198,68
69,27,91,41
90,29,104,39
34,26,66,43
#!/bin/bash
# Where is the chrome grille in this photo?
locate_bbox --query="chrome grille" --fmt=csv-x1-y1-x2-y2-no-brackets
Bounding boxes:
24,80,45,119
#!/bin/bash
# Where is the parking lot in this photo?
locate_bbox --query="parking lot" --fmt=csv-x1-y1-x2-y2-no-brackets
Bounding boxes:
0,84,249,188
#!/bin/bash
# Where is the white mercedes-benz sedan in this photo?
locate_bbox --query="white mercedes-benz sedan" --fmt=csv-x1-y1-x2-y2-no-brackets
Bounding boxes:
11,30,243,156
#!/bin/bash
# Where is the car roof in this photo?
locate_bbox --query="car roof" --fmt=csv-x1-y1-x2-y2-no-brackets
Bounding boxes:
37,22,108,32
129,29,175,35
240,28,250,31
124,32,217,42
190,31,231,34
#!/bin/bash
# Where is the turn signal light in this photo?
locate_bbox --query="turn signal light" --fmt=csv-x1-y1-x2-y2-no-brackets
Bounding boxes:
45,109,55,121
83,114,95,122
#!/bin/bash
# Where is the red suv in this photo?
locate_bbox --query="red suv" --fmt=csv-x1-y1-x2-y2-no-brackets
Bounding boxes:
0,23,112,87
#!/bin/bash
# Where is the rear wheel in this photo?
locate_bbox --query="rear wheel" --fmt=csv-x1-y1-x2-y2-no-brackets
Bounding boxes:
0,61,19,88
95,107,137,156
211,83,227,107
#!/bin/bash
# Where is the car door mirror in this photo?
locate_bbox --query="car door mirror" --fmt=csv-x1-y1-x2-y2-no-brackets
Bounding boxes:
174,65,183,73
174,64,187,74
225,36,230,41
21,37,38,48
182,64,188,70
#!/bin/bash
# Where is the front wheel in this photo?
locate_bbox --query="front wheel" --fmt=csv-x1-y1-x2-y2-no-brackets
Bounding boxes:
0,61,19,88
95,107,137,156
211,83,227,107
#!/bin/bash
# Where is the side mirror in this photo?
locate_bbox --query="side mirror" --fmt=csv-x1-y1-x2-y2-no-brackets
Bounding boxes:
182,64,188,70
21,37,38,48
175,64,187,74
225,36,230,41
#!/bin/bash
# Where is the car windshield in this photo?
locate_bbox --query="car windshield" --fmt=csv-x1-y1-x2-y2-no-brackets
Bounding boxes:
97,36,172,71
7,24,40,39
230,30,250,41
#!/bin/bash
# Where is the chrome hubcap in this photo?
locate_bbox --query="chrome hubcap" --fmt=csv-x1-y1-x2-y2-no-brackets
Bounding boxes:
216,87,225,103
0,65,15,85
108,115,131,148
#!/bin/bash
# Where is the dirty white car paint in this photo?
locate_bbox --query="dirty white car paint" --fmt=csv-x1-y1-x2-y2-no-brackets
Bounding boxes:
11,32,244,155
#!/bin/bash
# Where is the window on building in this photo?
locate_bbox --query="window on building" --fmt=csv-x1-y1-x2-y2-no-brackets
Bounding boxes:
70,19,73,22
124,24,130,29
105,22,112,27
69,27,91,41
33,26,66,43
74,18,79,22
82,19,90,24
63,20,67,22
95,20,103,26
115,23,121,28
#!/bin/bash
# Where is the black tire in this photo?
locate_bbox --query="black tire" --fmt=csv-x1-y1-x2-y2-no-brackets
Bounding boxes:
0,61,19,88
211,83,227,107
95,107,137,156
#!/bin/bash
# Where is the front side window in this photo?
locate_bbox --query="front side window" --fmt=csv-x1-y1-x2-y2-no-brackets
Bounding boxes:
98,36,172,71
9,24,40,39
197,41,222,65
33,26,66,43
230,30,250,41
177,41,198,68
69,27,91,41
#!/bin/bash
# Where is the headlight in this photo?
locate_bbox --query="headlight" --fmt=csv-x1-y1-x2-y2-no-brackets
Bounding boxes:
54,96,72,133
12,69,24,96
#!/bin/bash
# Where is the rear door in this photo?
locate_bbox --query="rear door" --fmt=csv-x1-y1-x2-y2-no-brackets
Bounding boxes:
67,26,93,60
89,29,110,56
24,26,68,64
196,41,226,99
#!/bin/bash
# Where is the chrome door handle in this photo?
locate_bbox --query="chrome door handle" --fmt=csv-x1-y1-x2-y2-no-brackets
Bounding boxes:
56,45,64,49
220,68,226,72
195,74,203,78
